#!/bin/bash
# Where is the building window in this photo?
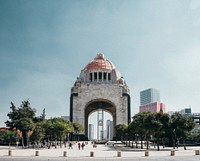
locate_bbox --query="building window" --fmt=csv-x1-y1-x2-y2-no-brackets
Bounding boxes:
90,73,93,82
103,72,107,80
94,72,97,81
108,73,111,81
99,72,102,80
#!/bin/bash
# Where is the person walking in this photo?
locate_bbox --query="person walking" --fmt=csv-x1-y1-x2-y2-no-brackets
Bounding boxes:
69,142,73,149
78,142,81,150
81,142,85,150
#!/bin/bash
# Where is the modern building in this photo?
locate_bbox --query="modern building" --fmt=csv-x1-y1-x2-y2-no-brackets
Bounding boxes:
140,102,166,113
88,124,94,140
171,107,200,125
139,88,166,113
169,107,200,136
179,107,192,115
106,120,113,141
140,88,160,105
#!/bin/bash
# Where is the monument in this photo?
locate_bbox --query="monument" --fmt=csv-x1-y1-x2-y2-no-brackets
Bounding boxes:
70,53,131,140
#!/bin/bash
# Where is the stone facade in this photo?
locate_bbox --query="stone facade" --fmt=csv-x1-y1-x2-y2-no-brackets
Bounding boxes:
70,54,131,137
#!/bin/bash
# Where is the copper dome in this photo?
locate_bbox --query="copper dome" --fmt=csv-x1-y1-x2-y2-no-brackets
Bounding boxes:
85,54,115,70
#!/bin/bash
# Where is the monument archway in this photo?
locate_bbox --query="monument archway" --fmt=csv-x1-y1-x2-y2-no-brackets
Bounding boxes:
85,99,116,139
70,54,131,140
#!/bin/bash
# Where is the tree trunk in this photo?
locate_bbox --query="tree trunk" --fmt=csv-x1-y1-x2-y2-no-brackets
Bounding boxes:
172,136,175,149
153,139,156,148
141,138,143,149
146,138,149,150
60,135,62,148
136,140,138,148
22,130,28,148
183,138,186,150
162,138,165,149
157,137,160,151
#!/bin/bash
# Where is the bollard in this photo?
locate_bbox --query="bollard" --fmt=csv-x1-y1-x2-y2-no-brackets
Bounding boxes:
117,151,121,157
145,150,149,157
35,150,39,156
195,150,200,155
90,151,94,157
171,149,175,156
63,151,67,157
8,150,12,156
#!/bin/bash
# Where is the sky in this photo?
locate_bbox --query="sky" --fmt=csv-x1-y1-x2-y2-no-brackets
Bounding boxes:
1,0,200,127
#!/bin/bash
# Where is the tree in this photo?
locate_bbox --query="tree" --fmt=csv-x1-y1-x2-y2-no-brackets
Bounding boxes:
52,118,72,148
158,113,170,148
142,112,155,150
115,124,127,142
130,112,169,150
42,119,55,148
40,108,46,120
5,100,36,147
42,118,74,148
130,112,148,149
170,113,196,150
180,116,195,150
72,122,84,141
5,102,18,129
0,129,19,145
128,120,139,148
29,121,45,148
152,113,170,150
33,108,46,123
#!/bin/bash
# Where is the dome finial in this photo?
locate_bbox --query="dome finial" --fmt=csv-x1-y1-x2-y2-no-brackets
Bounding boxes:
96,53,105,59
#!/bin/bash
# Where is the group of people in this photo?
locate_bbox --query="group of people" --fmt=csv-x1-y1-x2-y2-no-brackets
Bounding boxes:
68,142,86,150
77,142,85,150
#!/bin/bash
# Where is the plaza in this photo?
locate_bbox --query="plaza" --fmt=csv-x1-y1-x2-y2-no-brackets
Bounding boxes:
0,142,200,161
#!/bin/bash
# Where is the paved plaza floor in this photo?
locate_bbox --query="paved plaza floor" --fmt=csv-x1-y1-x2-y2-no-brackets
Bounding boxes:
0,142,200,161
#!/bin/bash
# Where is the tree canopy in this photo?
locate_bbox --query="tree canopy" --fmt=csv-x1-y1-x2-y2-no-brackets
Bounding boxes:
128,112,196,150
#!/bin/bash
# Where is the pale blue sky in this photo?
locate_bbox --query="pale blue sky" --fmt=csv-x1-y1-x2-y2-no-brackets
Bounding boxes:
1,0,200,127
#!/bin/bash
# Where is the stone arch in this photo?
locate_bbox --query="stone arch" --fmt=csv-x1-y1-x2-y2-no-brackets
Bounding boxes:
84,99,116,138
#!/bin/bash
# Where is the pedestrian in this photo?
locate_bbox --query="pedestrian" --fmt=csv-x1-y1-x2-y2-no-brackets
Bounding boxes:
69,142,73,149
78,142,81,150
81,142,85,150
176,141,179,149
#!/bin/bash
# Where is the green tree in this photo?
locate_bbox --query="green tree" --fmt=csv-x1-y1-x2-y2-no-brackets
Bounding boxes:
5,100,36,147
142,112,155,150
52,118,71,148
40,108,46,120
129,112,170,150
29,121,45,148
193,129,200,143
131,112,148,149
33,108,46,123
5,102,18,129
158,113,170,148
128,120,139,148
170,113,196,150
42,119,55,148
115,124,127,142
152,113,170,150
72,122,84,141
43,118,74,148
0,129,19,145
